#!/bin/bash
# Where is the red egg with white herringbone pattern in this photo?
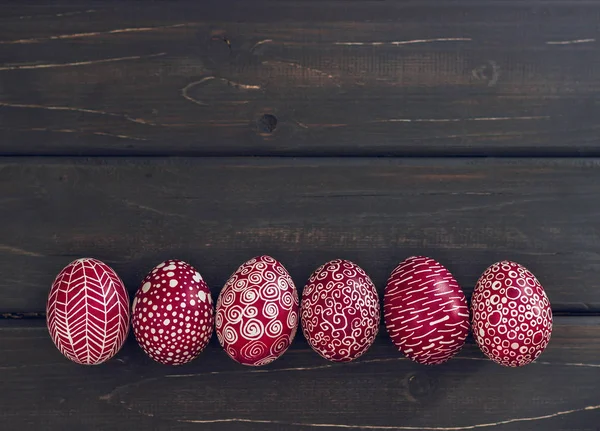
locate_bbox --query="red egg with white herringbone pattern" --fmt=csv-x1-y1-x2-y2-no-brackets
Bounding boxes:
384,256,469,365
471,261,552,367
132,259,214,365
46,258,130,365
216,255,299,366
301,259,380,362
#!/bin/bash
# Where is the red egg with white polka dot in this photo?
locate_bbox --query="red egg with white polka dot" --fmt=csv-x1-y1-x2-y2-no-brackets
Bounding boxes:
471,260,552,367
216,255,299,366
132,259,214,365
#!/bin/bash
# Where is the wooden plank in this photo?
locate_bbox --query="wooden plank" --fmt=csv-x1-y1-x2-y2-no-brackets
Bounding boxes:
0,157,598,313
1,1,600,155
2,316,599,430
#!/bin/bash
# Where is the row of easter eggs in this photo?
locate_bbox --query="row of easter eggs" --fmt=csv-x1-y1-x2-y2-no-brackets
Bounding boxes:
46,255,552,367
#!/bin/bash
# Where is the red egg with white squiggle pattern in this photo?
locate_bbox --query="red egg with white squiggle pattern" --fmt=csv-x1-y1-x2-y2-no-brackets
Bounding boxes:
216,255,299,366
384,256,470,365
132,259,214,365
471,260,552,367
301,259,380,362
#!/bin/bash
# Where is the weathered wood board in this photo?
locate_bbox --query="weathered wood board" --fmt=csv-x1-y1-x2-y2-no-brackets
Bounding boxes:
1,1,600,155
0,157,598,313
2,2,599,430
2,316,599,430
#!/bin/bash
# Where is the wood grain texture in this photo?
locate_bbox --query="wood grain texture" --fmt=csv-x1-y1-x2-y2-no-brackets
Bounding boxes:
0,157,597,313
1,3,598,430
2,316,599,430
1,1,600,155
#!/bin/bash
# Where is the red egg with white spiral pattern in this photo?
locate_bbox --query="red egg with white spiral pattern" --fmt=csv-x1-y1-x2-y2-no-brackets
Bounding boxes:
216,255,299,366
47,258,130,365
471,261,552,367
301,259,380,362
132,259,214,365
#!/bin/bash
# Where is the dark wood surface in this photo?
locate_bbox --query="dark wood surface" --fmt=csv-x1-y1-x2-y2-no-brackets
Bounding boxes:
3,316,600,431
0,157,599,313
1,1,600,156
2,1,600,430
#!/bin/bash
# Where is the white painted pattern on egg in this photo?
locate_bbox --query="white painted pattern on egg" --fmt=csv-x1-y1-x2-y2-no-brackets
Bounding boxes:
132,259,214,365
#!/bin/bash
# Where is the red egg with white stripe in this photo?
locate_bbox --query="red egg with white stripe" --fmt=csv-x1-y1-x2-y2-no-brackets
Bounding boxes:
384,256,469,365
47,258,130,365
471,260,552,367
132,259,214,365
216,255,299,366
301,259,380,362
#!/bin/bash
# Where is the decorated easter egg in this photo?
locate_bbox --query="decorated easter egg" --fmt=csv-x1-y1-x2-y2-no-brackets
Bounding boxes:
471,260,552,367
384,256,470,365
301,259,380,362
216,255,299,366
47,258,130,365
132,259,214,365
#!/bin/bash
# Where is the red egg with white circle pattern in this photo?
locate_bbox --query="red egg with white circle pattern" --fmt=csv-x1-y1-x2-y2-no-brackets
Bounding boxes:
47,258,130,365
384,256,470,365
215,255,299,366
301,259,380,362
471,260,552,367
132,259,214,365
